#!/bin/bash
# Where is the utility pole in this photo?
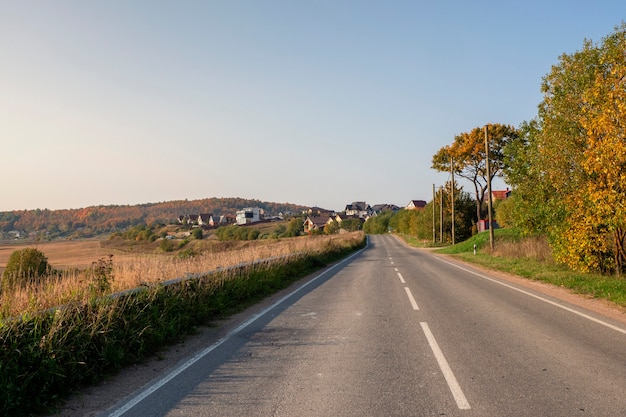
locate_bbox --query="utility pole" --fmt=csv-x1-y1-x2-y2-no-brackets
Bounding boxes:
450,156,455,245
485,125,495,250
432,184,436,243
439,186,443,243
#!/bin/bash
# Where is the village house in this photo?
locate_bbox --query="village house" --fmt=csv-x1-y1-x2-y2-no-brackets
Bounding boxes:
177,214,201,225
491,188,511,200
334,213,360,223
197,213,216,227
371,204,401,215
178,213,234,227
344,201,372,218
236,207,264,225
303,215,333,233
307,206,336,217
405,200,427,210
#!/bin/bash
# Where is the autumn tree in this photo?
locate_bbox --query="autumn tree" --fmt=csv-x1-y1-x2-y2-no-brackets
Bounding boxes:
432,124,518,224
505,23,626,274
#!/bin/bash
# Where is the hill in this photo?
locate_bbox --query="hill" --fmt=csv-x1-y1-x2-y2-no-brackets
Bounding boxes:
0,197,309,240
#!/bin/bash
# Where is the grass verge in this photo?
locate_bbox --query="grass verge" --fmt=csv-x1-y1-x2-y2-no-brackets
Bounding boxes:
0,234,365,417
420,230,626,309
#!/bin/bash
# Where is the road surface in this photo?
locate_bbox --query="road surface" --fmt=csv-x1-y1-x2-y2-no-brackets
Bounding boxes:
101,234,626,416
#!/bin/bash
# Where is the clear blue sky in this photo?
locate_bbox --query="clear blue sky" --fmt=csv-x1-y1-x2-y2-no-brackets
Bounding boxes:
1,1,623,212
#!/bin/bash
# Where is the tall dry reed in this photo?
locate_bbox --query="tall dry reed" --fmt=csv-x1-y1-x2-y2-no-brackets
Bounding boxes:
487,235,554,263
0,233,364,318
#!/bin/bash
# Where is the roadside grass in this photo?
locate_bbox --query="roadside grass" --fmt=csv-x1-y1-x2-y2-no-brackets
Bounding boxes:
422,229,626,309
395,234,447,248
0,232,366,417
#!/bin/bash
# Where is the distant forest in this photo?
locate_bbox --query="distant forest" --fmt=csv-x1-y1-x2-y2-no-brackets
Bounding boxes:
0,198,309,240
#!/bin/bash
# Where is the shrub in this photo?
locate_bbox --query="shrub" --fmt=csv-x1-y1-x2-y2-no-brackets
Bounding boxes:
87,255,114,296
2,248,52,290
159,238,175,252
191,228,203,240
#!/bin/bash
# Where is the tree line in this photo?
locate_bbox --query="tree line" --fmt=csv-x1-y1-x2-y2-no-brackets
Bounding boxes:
368,23,626,276
503,23,626,274
0,198,307,240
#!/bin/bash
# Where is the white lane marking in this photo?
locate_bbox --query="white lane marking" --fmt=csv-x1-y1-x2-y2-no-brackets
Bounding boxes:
394,268,398,272
397,272,406,284
106,246,367,417
436,258,626,336
404,287,419,310
420,322,471,410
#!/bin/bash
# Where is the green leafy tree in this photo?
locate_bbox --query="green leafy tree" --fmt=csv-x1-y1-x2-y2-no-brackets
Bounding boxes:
494,196,515,229
324,220,339,235
364,211,393,234
2,248,52,289
340,218,362,232
191,228,203,240
285,217,303,237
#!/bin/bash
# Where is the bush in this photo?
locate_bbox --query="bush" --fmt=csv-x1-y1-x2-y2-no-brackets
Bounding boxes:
2,248,52,289
159,238,175,252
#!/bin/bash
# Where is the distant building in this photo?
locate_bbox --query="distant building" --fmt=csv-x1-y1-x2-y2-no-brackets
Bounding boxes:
303,216,333,233
477,219,499,233
197,213,215,227
307,207,335,217
491,188,512,200
371,204,401,215
236,207,264,225
406,200,427,210
344,201,372,218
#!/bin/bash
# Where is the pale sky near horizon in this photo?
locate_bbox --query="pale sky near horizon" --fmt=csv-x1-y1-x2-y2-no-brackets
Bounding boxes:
1,1,624,212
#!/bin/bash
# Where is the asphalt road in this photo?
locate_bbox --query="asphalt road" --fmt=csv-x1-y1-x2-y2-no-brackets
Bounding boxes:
101,234,626,417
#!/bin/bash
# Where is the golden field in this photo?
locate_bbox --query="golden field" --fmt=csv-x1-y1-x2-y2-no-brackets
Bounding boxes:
0,239,116,272
0,232,365,317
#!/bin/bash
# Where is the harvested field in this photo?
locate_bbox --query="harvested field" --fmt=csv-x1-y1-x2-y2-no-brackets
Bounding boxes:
0,240,121,273
0,232,366,317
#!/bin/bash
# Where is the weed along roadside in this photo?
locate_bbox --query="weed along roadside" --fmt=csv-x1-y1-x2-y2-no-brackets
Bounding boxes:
408,229,626,311
0,233,366,417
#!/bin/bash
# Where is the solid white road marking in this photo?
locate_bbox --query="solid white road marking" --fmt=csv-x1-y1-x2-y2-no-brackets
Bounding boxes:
404,287,419,310
436,258,626,336
420,322,471,410
106,245,368,417
397,272,406,284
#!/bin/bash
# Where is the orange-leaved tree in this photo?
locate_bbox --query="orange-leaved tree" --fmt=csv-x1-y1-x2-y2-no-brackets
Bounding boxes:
432,124,518,224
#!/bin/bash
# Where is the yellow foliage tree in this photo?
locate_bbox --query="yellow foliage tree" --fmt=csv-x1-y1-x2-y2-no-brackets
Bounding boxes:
532,23,626,274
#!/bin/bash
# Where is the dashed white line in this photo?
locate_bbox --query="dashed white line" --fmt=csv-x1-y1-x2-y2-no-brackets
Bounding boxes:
420,322,471,410
404,287,419,310
397,272,406,283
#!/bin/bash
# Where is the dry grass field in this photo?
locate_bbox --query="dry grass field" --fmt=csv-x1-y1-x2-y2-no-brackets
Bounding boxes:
0,239,122,273
0,232,366,317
